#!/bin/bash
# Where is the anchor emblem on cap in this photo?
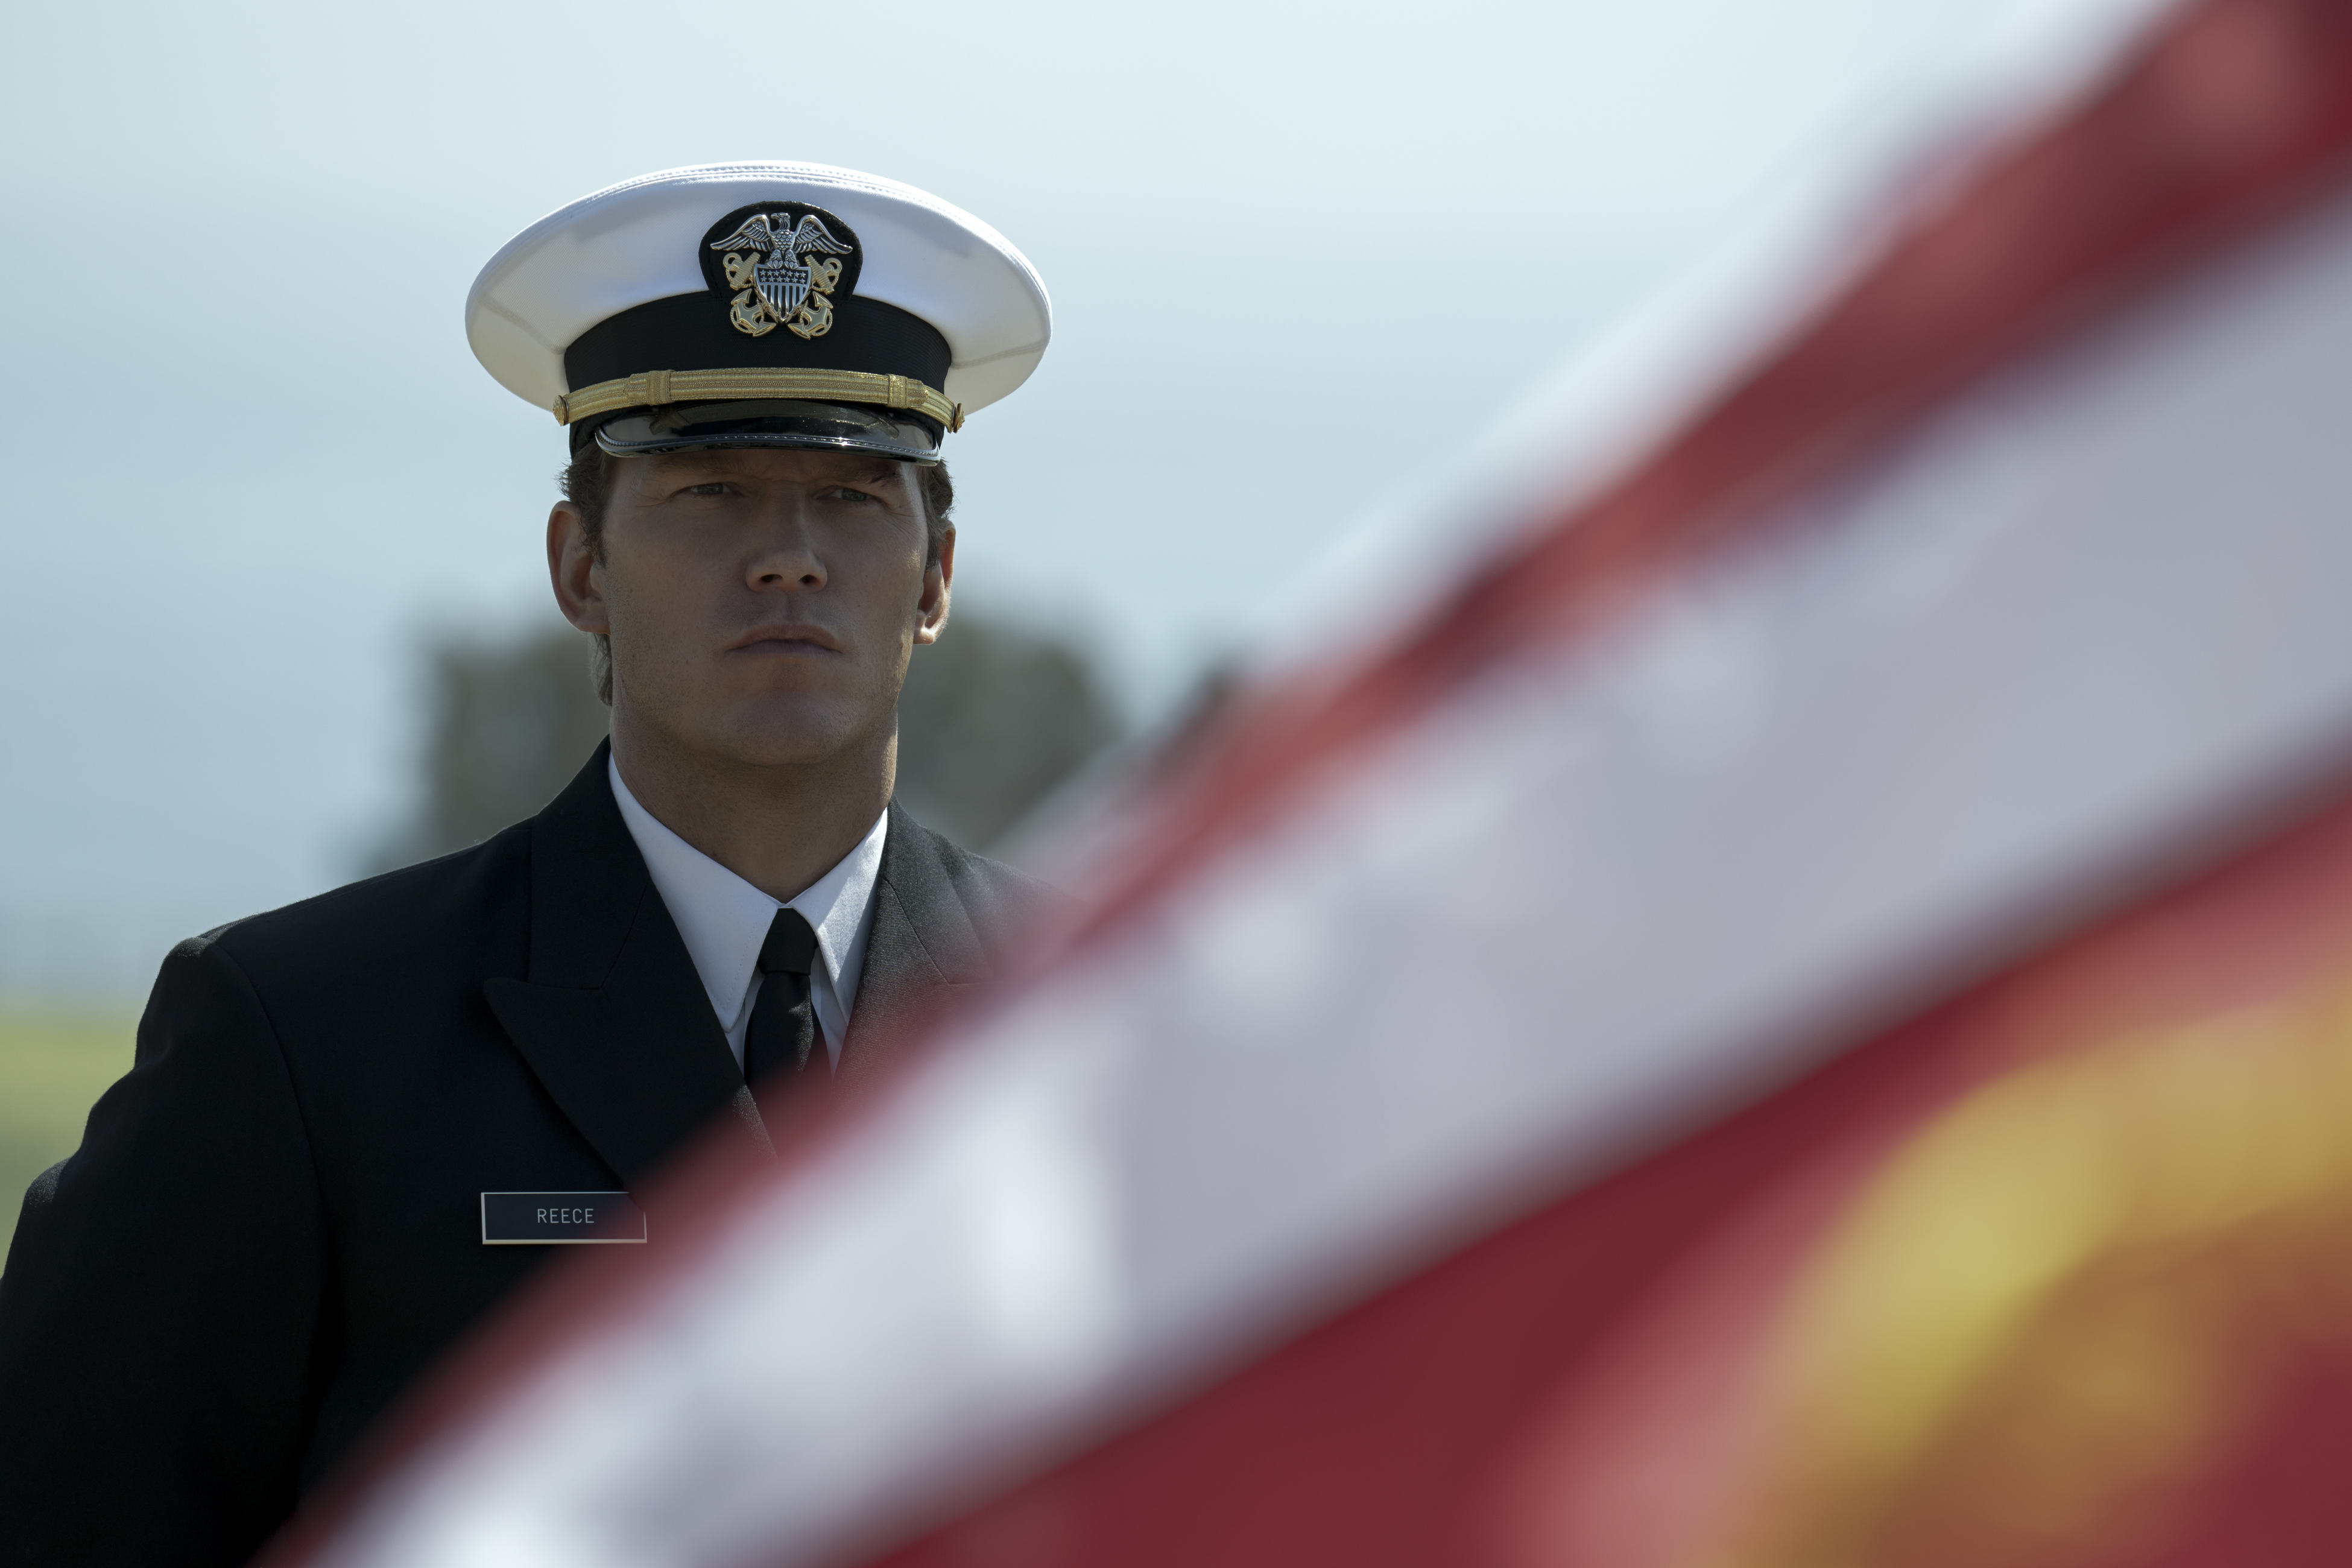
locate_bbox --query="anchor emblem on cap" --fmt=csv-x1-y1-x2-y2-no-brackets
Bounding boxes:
708,209,856,340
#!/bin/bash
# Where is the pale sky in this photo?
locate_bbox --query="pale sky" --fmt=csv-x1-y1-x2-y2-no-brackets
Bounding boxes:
0,0,2160,993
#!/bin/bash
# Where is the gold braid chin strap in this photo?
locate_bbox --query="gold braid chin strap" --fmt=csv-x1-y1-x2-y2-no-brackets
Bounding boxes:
554,367,964,432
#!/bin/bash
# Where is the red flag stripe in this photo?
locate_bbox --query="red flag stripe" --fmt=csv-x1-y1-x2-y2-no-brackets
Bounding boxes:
1061,0,2352,955
876,768,2352,1568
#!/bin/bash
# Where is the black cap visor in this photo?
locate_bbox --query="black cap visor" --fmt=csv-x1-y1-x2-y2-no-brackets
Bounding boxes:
590,399,942,463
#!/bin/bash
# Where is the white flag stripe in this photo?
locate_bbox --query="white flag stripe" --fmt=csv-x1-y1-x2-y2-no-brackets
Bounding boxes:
1236,0,2180,692
313,134,2352,1568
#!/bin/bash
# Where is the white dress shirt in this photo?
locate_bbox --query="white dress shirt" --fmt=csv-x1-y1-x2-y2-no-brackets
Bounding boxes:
607,756,888,1072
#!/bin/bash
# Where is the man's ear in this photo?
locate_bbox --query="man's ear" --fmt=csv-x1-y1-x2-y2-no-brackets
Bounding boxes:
914,525,955,646
548,502,610,636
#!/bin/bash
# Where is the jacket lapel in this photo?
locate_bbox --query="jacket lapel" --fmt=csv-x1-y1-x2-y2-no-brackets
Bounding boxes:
481,742,756,1187
838,801,991,1090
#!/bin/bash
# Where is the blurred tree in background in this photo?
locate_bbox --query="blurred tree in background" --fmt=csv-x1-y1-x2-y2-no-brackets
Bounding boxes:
373,612,1121,870
5,616,1120,1251
372,630,615,870
894,616,1122,850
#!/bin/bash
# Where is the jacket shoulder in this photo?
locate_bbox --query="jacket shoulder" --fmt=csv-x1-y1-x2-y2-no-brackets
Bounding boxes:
928,822,1063,908
192,823,534,985
887,810,1066,937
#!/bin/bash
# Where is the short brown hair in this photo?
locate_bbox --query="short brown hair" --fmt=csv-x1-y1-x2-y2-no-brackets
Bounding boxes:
559,444,955,705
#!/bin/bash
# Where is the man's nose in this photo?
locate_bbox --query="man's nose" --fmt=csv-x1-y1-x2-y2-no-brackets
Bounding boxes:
748,501,825,589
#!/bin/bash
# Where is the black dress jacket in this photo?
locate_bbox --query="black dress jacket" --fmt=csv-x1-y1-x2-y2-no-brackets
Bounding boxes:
0,744,1051,1567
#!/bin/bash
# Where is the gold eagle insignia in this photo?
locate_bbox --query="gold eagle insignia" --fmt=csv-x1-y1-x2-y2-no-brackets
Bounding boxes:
707,211,856,340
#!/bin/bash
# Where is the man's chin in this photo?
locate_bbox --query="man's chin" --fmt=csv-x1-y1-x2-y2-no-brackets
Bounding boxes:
701,698,882,770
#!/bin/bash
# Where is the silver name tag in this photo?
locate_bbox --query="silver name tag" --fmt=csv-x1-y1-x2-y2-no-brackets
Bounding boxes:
480,1190,646,1245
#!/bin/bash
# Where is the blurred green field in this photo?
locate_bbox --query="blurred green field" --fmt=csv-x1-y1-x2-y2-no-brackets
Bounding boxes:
0,1005,134,1261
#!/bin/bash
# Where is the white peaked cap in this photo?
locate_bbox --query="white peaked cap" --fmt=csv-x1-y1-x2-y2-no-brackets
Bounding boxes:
466,162,1051,437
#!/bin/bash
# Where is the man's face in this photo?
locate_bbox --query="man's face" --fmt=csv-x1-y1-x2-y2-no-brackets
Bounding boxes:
551,447,951,769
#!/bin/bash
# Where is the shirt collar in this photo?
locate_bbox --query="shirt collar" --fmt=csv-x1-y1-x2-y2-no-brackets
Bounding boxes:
606,754,888,1037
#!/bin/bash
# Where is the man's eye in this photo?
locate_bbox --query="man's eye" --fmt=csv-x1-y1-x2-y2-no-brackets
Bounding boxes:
685,482,729,496
823,486,882,505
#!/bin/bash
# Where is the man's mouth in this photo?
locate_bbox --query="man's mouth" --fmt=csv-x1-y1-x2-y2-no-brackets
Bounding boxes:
727,624,845,655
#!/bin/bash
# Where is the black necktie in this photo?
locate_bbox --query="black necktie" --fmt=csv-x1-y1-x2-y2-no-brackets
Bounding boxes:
744,909,823,1092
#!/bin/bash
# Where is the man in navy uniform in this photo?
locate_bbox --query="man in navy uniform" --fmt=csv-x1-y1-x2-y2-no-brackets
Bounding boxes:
0,163,1058,1565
